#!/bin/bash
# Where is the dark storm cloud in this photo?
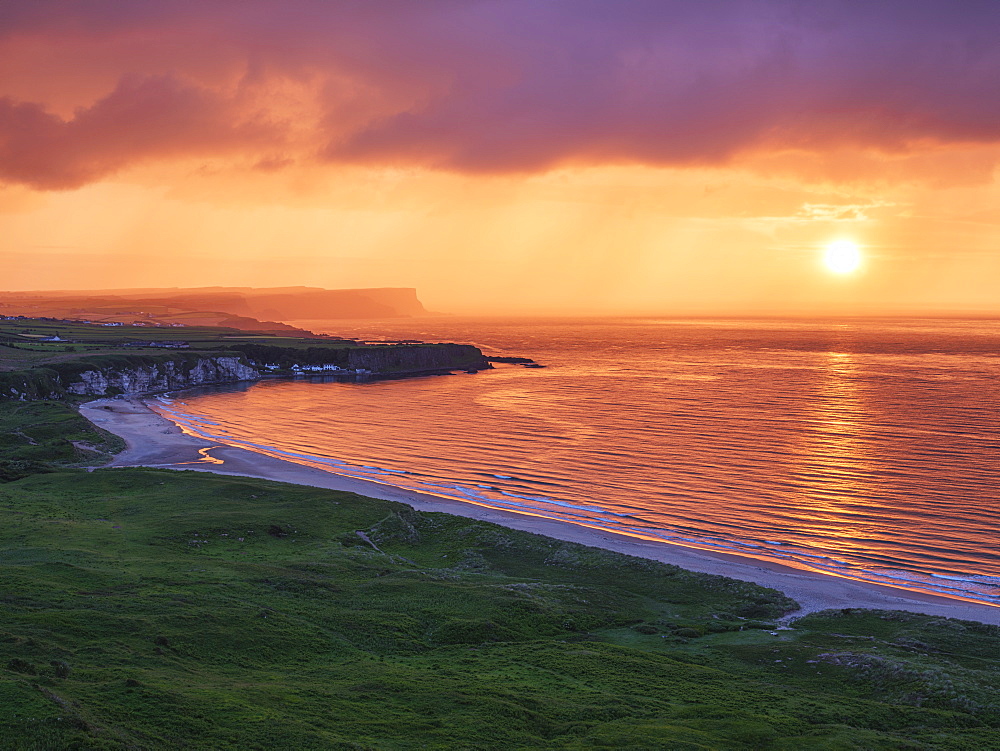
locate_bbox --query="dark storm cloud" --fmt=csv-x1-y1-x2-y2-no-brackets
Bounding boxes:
2,0,1000,188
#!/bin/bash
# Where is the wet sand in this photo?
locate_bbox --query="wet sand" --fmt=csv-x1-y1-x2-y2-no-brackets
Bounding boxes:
80,397,1000,625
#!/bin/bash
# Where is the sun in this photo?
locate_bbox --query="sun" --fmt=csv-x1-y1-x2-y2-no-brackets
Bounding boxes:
823,239,863,274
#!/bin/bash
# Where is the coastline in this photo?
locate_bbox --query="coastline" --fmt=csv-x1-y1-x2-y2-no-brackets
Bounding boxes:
80,397,1000,626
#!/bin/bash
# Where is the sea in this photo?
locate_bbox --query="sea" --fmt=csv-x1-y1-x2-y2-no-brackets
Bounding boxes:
152,317,1000,606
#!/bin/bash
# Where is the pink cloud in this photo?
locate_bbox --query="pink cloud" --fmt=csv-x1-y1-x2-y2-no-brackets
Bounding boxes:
2,0,1000,188
0,75,278,189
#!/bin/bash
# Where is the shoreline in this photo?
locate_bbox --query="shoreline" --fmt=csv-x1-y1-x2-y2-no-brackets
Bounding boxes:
80,397,1000,626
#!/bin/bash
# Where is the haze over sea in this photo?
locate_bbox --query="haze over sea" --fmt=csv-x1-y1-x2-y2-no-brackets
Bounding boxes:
154,318,1000,606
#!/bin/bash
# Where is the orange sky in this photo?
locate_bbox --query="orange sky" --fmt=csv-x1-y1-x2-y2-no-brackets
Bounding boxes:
2,1,1000,315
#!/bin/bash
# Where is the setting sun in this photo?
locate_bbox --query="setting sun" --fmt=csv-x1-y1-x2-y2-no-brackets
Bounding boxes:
823,240,863,274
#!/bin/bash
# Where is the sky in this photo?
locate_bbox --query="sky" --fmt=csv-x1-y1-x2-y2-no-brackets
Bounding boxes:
2,0,1000,315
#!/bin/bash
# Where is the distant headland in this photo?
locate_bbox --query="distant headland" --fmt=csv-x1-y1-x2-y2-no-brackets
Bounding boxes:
0,286,429,334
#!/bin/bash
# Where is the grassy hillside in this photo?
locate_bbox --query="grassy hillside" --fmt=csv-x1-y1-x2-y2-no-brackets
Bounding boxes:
0,319,251,347
0,402,123,481
1,468,998,749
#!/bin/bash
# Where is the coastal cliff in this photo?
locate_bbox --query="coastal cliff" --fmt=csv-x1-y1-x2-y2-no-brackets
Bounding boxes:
64,356,259,397
1,354,261,401
225,342,490,376
1,344,490,401
346,343,488,374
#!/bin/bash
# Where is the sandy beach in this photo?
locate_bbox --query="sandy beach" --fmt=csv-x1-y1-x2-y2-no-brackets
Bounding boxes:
80,397,1000,626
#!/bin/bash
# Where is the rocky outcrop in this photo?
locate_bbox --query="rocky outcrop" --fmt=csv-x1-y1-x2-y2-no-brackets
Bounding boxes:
64,356,260,396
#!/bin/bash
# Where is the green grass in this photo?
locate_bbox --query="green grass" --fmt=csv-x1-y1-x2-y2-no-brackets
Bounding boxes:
0,402,123,480
0,468,998,749
0,319,247,344
0,319,361,351
0,320,246,376
0,319,353,369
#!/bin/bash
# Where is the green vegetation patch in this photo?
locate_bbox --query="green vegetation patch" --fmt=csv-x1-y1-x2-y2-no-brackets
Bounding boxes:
0,402,123,480
0,318,246,345
1,469,998,748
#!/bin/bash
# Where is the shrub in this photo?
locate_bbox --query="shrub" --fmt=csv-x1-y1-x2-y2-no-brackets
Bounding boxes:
50,660,71,678
433,619,517,645
6,658,36,674
0,460,53,482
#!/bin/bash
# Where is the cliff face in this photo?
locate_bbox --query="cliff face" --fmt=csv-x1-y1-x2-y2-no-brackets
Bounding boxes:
0,344,489,402
1,356,261,401
64,357,261,397
346,344,489,374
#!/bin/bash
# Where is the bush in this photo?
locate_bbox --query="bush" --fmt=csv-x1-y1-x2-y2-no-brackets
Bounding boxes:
50,660,71,678
736,602,786,619
6,658,36,674
433,619,517,645
0,460,53,482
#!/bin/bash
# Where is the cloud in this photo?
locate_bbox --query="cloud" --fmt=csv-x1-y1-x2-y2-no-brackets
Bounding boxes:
0,75,278,189
3,0,1000,188
796,203,893,222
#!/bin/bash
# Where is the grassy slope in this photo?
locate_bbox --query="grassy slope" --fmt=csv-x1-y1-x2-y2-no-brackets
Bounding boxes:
0,319,359,351
0,319,327,368
0,319,247,346
0,469,998,749
0,402,124,480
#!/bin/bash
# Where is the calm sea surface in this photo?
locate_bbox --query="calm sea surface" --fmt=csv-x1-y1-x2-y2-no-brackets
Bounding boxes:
154,317,1000,605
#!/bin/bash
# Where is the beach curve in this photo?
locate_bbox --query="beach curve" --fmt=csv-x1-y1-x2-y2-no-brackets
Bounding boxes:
79,397,1000,626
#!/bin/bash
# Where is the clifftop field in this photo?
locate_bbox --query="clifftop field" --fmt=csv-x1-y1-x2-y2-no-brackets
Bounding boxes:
0,317,342,383
1,321,1000,748
0,317,353,368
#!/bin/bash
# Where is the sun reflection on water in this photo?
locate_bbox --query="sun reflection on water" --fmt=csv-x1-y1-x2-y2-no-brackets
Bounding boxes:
793,350,882,554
